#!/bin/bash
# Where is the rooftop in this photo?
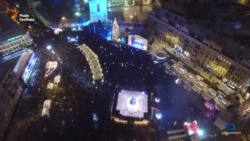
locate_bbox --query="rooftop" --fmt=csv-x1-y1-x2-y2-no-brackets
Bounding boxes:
150,4,250,61
116,90,148,119
0,49,34,82
0,56,20,82
129,26,154,42
0,13,26,42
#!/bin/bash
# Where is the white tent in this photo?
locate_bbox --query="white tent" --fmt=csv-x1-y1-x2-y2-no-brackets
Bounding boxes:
41,99,51,117
54,75,61,84
47,82,54,90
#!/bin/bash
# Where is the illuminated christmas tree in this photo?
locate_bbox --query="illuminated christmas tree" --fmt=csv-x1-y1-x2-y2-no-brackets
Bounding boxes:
112,18,120,41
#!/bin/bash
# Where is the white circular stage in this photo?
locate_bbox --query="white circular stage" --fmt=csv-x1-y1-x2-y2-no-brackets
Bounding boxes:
152,50,168,63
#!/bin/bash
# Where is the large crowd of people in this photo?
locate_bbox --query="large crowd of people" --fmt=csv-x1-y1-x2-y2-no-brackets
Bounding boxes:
5,25,221,141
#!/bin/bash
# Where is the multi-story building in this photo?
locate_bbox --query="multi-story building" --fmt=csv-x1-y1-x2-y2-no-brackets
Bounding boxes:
0,49,36,140
147,7,250,91
0,14,33,58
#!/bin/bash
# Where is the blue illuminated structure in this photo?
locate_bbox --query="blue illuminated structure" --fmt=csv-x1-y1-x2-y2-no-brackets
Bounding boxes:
7,35,22,42
128,35,148,51
155,112,162,119
92,113,98,122
197,129,204,136
225,123,236,131
22,53,37,83
130,97,137,105
88,0,108,22
105,31,112,41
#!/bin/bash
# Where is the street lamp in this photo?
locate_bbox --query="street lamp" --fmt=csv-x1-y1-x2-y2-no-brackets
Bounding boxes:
75,11,81,17
61,16,66,21
46,45,52,50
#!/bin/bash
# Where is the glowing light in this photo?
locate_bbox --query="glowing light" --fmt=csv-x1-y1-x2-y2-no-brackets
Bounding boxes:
8,35,22,42
120,37,126,43
89,0,108,22
9,7,20,21
105,31,112,41
54,75,61,84
154,97,160,103
155,112,162,119
208,61,228,76
112,18,120,41
41,99,51,117
61,16,66,20
46,45,52,50
75,12,81,17
184,120,200,136
54,28,62,34
128,35,148,51
197,129,204,136
175,78,181,85
45,61,58,77
82,20,91,26
165,35,179,45
93,113,98,122
22,54,36,83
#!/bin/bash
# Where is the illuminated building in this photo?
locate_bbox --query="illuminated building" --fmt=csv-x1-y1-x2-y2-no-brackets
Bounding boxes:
0,14,33,58
107,0,151,7
148,7,250,91
128,35,148,50
128,26,154,49
112,18,120,41
88,0,108,22
0,49,36,140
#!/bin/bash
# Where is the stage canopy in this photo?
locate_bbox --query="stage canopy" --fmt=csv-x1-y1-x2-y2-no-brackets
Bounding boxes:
116,90,148,118
41,99,51,117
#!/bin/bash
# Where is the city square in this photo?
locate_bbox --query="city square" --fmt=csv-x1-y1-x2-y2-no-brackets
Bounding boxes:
0,0,250,141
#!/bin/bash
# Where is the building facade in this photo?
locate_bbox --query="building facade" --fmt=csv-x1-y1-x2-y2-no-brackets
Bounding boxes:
0,49,36,140
88,0,108,22
0,14,33,58
147,8,250,90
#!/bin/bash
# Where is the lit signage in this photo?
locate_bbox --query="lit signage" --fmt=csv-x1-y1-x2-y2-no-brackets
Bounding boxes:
128,35,148,51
